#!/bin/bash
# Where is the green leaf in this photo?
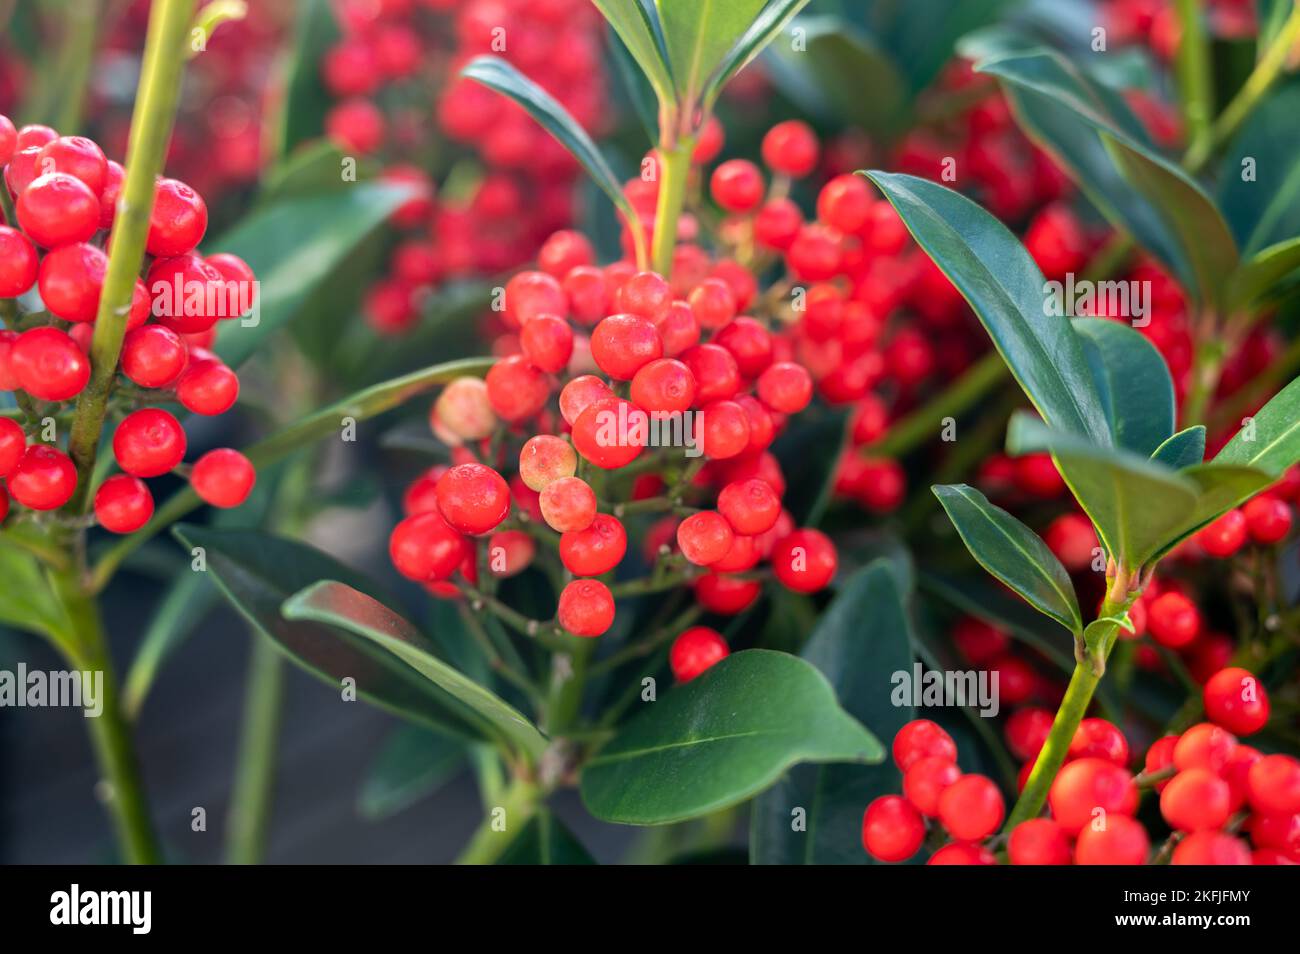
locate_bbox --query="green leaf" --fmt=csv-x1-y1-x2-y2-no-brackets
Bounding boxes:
932,484,1082,634
581,649,882,825
0,539,73,643
591,0,676,105
770,406,848,525
359,726,465,821
497,810,598,865
122,569,218,718
750,561,917,865
211,181,415,368
1007,413,1198,568
703,0,813,109
1151,426,1206,470
1212,375,1300,476
270,0,340,156
864,171,1111,445
1218,82,1300,256
657,0,768,102
876,0,1014,94
1074,318,1174,457
978,48,1239,304
461,55,643,253
171,526,494,745
606,22,660,140
1228,237,1300,310
283,581,549,764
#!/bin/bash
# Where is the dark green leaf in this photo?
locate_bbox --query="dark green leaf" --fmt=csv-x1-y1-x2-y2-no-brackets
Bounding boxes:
607,23,659,140
590,0,675,104
770,406,848,525
932,483,1082,633
283,581,549,763
270,0,341,156
1074,318,1174,457
1151,463,1277,559
359,726,464,821
1212,375,1300,476
1218,82,1300,256
704,0,813,109
1151,425,1206,469
657,0,768,101
876,0,1013,94
581,649,882,825
865,171,1111,445
497,810,597,865
0,538,73,643
1228,237,1300,309
750,561,917,865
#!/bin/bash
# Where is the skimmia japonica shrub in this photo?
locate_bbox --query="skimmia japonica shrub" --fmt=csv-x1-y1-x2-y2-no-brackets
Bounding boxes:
3,0,1300,869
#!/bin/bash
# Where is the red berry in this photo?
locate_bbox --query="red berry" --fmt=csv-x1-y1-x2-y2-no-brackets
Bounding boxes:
518,435,577,492
757,361,813,414
120,325,187,388
927,842,996,865
0,114,14,166
1247,755,1300,815
562,266,608,325
176,360,239,416
937,774,1004,841
37,242,106,322
504,270,566,328
630,358,696,414
700,399,751,459
952,617,1009,666
1243,496,1291,544
692,116,724,164
485,355,550,422
676,511,735,566
680,343,740,403
669,626,729,682
1173,722,1237,772
817,174,873,233
903,756,961,817
693,572,761,614
590,314,663,381
557,578,614,637
770,528,837,593
0,417,25,478
1008,818,1072,865
1161,768,1231,831
710,160,764,212
1068,718,1130,766
713,316,773,379
147,178,207,257
0,225,38,297
1148,592,1200,648
98,160,123,229
16,173,99,247
717,478,781,536
615,271,672,320
15,124,57,150
94,474,154,533
389,511,466,582
1048,757,1138,834
1142,735,1179,791
559,512,627,576
1013,452,1065,497
435,462,510,535
539,475,596,533
1074,815,1149,865
519,314,574,373
10,326,91,401
487,530,534,578
1044,513,1098,571
893,719,958,772
861,795,925,863
559,375,612,426
1196,508,1248,557
761,120,819,177
326,97,387,153
687,278,736,331
35,136,107,193
538,230,594,277
7,444,76,510
571,397,645,470
1005,707,1054,762
1171,831,1250,865
190,448,255,508
1024,204,1087,278
1203,666,1270,735
113,408,186,478
145,253,226,334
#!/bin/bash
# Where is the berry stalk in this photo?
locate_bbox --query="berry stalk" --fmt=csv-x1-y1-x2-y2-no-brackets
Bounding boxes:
650,136,695,277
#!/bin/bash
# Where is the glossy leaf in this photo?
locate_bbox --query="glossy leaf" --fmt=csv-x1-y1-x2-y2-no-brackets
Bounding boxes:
497,810,597,865
359,726,465,821
1213,375,1300,476
1218,82,1300,256
581,649,882,825
1228,237,1300,310
1150,425,1206,470
212,181,416,368
283,581,549,764
271,0,340,156
0,539,73,644
1074,318,1174,457
750,561,917,865
171,526,493,744
865,171,1111,446
932,484,1082,634
657,0,767,101
590,0,675,104
1007,413,1198,568
703,0,812,109
1146,464,1278,561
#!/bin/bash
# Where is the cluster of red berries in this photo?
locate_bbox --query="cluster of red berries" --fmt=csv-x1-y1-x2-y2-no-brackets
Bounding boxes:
1,115,255,530
864,703,1300,864
1104,0,1259,61
318,0,610,335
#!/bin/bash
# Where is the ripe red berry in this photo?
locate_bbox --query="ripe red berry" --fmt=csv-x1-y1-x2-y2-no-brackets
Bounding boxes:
7,444,77,510
615,271,672,320
176,359,239,415
0,418,25,478
817,174,873,233
1005,706,1054,762
559,375,612,427
1044,513,1098,571
1013,452,1065,497
757,361,813,414
435,463,510,535
861,795,925,863
680,343,740,403
0,225,38,297
687,278,736,331
1142,735,1178,791
1008,818,1072,865
1147,591,1200,648
539,475,597,533
903,756,961,817
699,399,751,459
1068,718,1130,766
557,578,614,637
390,511,466,582
98,160,123,229
1247,754,1300,815
1171,831,1251,865
1160,768,1231,831
538,230,594,278
713,317,773,379
113,408,186,477
754,198,804,250
761,120,819,177
326,97,387,153
0,114,14,166
710,160,764,212
37,242,106,322
630,358,696,414
16,173,100,247
676,510,735,566
94,474,154,534
927,842,997,865
1203,666,1270,735
10,326,91,401
693,572,761,614
571,397,645,470
1047,757,1138,834
1197,508,1248,558
120,325,186,388
504,270,567,328
937,774,1005,841
485,355,550,422
669,626,729,682
717,478,781,536
15,124,57,150
147,178,208,257
145,253,226,334
1074,815,1150,865
35,136,107,193
893,719,958,772
519,314,574,373
1243,495,1291,544
1173,722,1237,772
770,528,837,593
190,448,255,508
559,513,627,576
590,314,663,381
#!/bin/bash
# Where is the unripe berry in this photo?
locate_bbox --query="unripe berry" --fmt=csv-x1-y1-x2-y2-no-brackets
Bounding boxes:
903,756,960,817
861,795,925,863
190,448,255,508
893,719,958,772
1203,666,1270,735
390,511,466,582
669,626,729,682
94,475,154,534
1074,814,1150,865
9,327,90,401
557,578,614,637
1008,818,1072,865
770,528,837,593
676,511,734,566
559,513,627,576
435,377,497,442
539,476,596,533
1047,757,1138,834
518,435,577,492
7,444,76,510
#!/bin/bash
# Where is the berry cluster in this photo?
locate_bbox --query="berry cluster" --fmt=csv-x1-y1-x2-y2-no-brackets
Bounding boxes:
865,706,1300,865
318,0,610,335
1,114,254,530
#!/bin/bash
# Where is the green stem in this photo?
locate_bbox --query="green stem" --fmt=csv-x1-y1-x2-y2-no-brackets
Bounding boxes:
53,0,102,133
453,778,540,864
224,635,284,864
1174,0,1213,155
651,139,694,277
65,0,197,514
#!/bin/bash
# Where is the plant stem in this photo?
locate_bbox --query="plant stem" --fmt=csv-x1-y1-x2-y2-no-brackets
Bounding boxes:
65,0,197,514
224,634,284,864
1174,0,1213,156
651,138,694,277
453,777,540,864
